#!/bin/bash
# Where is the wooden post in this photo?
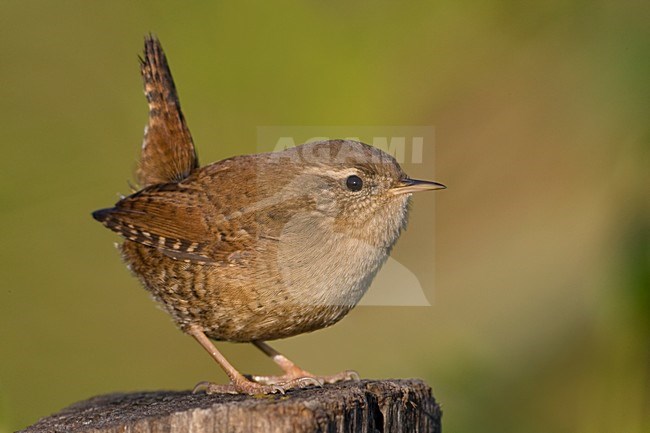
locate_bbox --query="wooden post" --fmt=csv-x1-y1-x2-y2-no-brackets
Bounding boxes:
20,379,441,433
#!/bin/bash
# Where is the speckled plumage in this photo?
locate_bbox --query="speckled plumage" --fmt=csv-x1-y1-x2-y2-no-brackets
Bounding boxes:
95,140,412,341
92,36,444,394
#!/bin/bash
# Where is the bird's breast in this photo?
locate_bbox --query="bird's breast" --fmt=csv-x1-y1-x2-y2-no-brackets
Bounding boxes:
271,212,390,308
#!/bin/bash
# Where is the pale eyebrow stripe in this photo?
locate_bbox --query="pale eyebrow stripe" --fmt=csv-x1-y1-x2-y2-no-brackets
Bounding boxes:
301,166,360,178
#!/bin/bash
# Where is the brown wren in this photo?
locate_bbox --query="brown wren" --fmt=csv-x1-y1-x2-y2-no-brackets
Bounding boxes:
92,36,446,394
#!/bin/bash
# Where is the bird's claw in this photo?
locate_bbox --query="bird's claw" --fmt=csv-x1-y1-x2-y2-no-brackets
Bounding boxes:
192,368,360,395
250,369,360,386
192,379,286,395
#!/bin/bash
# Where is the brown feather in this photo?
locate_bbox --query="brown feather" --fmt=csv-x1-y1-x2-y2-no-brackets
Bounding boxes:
136,35,198,187
92,155,308,265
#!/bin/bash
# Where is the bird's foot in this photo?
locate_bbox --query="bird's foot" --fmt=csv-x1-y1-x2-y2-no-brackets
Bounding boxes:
192,375,319,395
250,368,360,386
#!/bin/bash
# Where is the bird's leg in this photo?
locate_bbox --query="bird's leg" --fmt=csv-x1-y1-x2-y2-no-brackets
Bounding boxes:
188,325,313,394
250,340,360,386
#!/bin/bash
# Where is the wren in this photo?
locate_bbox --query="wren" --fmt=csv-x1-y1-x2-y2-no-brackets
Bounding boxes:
92,36,446,394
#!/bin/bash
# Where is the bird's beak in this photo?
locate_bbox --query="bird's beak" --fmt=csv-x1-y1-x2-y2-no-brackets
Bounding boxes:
391,178,447,195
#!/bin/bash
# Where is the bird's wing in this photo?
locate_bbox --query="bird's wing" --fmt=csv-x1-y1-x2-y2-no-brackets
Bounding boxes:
92,181,257,264
136,36,199,188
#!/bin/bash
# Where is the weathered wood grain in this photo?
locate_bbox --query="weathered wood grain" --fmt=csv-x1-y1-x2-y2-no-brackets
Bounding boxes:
21,379,441,433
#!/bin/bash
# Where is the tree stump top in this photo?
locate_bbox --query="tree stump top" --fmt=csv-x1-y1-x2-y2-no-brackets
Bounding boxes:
20,379,441,433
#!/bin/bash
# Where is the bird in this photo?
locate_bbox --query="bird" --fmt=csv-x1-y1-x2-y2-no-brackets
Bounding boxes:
92,36,446,394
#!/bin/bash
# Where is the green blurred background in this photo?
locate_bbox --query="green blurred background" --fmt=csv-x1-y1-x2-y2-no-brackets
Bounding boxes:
1,1,648,432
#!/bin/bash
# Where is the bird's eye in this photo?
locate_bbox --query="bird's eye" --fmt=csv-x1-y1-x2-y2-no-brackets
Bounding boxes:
346,175,363,192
